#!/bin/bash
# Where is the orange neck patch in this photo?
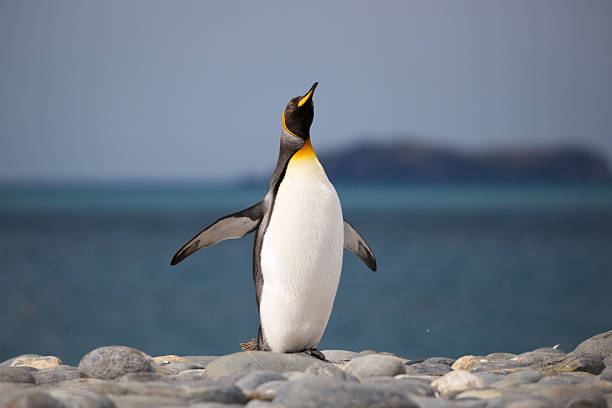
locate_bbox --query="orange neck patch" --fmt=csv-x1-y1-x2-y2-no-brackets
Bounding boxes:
291,139,317,162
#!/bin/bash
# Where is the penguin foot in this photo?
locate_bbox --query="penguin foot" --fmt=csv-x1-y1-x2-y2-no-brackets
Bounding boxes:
301,348,327,361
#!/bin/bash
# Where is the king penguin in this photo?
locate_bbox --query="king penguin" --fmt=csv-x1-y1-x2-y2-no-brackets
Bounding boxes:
171,82,376,359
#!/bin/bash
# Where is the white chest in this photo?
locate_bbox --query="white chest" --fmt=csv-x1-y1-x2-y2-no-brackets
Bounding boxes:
259,156,344,352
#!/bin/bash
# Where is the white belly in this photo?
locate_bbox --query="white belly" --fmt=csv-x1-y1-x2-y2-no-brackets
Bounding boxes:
259,159,343,352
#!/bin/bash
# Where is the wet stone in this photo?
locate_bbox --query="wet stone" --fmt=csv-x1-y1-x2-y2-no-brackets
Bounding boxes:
273,378,418,408
0,366,36,384
78,346,155,380
32,365,79,384
344,354,406,379
204,351,316,379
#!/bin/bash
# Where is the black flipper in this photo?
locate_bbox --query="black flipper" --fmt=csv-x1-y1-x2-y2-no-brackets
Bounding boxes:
343,219,377,271
171,201,264,265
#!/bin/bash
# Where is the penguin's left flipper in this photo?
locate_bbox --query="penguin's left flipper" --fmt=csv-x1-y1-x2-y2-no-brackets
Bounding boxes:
343,219,377,271
171,201,264,265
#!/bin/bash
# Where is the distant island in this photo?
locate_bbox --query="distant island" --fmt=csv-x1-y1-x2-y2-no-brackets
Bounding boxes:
314,141,612,184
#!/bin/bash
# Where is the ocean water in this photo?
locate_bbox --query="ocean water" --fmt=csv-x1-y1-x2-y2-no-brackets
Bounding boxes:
1,183,611,365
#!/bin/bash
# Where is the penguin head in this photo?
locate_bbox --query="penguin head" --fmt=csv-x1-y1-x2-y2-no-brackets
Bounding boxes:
282,82,318,140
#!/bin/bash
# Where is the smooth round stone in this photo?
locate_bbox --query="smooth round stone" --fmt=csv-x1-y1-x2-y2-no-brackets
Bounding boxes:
204,351,318,379
571,330,612,360
274,378,418,408
451,355,484,370
78,346,155,380
32,365,79,384
431,370,486,395
48,388,115,408
0,366,36,383
403,363,451,375
319,350,358,362
305,362,360,382
10,356,63,370
235,370,287,393
344,354,406,378
0,390,64,407
1,354,43,367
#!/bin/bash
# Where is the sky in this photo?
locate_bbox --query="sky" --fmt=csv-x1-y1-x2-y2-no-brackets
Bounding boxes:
1,0,611,181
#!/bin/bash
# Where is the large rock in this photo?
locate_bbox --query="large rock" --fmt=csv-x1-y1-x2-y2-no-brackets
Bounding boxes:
571,330,612,359
273,378,417,408
343,354,406,379
0,366,36,384
551,353,606,375
431,370,486,395
78,346,155,380
204,351,317,379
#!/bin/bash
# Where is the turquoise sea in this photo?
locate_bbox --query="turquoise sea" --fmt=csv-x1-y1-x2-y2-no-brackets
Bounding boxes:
1,183,611,365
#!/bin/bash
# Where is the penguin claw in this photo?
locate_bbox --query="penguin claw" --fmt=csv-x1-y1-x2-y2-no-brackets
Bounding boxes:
301,348,327,361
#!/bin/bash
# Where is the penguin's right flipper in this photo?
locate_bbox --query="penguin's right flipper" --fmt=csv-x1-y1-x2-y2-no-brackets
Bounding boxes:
171,201,264,265
343,219,377,271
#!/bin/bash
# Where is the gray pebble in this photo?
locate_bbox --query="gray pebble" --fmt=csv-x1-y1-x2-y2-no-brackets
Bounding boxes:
274,378,417,408
472,371,508,386
78,346,155,380
305,362,360,382
344,354,406,379
116,372,165,382
204,351,317,379
0,390,64,408
571,330,612,360
32,365,79,384
47,388,115,408
0,366,36,384
159,361,204,374
235,370,287,393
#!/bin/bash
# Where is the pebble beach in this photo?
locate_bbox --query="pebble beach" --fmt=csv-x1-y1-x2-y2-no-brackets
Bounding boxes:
1,330,611,408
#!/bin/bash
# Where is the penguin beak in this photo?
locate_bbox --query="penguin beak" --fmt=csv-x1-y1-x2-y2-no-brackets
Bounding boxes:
298,82,318,107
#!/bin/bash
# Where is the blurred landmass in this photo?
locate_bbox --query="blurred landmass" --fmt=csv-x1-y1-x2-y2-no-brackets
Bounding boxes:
314,141,612,184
